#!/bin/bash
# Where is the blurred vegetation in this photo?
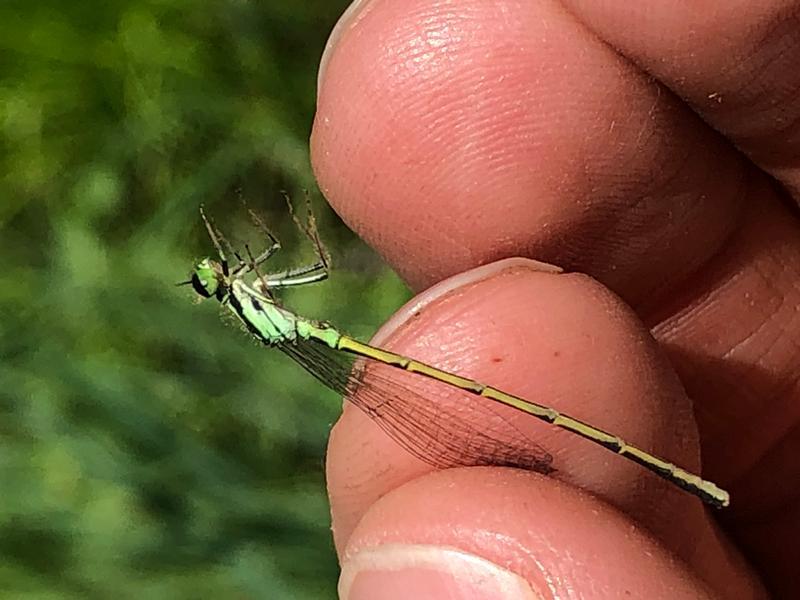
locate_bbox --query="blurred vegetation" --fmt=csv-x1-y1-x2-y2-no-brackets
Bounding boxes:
1,2,409,598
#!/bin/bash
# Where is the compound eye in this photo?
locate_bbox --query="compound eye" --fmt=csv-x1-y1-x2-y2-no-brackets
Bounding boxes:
191,272,216,298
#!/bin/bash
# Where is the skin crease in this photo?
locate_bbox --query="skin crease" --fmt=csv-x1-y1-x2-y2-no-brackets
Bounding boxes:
311,0,800,597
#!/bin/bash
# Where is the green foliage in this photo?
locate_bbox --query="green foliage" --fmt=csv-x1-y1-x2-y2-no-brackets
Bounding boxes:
1,2,409,597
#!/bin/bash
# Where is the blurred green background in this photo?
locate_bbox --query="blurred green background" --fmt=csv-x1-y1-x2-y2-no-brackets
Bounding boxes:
1,2,409,598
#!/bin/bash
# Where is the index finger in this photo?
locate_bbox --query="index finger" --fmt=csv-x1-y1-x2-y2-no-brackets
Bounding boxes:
311,0,747,300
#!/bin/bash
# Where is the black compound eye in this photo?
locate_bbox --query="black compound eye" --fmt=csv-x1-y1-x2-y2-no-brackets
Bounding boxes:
191,273,214,298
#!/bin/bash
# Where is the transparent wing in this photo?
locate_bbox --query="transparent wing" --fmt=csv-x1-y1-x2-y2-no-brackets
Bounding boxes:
280,336,554,474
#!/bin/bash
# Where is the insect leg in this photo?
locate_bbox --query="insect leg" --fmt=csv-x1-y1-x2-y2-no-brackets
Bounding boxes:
246,205,281,265
199,206,243,275
283,191,331,271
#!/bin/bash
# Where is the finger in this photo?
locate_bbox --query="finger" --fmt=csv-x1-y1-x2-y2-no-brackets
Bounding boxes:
312,0,750,299
648,202,800,593
338,468,737,600
326,260,758,597
559,0,800,199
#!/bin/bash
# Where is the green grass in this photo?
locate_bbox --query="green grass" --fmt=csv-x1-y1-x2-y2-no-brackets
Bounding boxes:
1,3,409,597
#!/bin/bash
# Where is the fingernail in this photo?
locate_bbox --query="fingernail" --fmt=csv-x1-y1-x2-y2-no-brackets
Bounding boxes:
339,544,545,600
318,0,375,93
371,258,563,345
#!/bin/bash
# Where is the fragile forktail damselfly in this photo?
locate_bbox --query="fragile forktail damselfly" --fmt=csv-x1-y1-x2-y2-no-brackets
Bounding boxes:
183,204,730,509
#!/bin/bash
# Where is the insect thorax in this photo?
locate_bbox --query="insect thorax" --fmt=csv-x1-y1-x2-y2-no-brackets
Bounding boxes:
229,280,299,345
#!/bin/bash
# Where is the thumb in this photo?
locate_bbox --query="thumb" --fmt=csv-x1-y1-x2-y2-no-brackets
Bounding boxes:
326,260,751,598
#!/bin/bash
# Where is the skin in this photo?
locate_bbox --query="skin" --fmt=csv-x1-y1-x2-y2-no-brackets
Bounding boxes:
310,1,800,597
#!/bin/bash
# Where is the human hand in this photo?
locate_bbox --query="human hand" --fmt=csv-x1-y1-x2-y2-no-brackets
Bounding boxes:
311,1,800,598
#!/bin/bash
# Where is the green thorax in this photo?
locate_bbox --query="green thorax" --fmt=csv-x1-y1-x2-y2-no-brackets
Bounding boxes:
228,279,340,348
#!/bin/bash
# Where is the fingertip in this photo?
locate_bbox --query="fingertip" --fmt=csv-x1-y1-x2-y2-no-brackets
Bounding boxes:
311,0,601,287
338,467,714,600
370,257,563,346
326,261,702,547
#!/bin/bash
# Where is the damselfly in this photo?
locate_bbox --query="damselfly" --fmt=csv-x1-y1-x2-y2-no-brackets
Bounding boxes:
183,203,730,509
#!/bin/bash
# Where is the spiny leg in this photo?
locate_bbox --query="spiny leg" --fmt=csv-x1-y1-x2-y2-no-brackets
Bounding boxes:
270,263,327,279
199,206,243,275
243,243,272,294
252,261,329,293
199,206,225,260
245,193,333,292
251,194,332,292
283,191,332,272
244,204,281,266
261,267,329,289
